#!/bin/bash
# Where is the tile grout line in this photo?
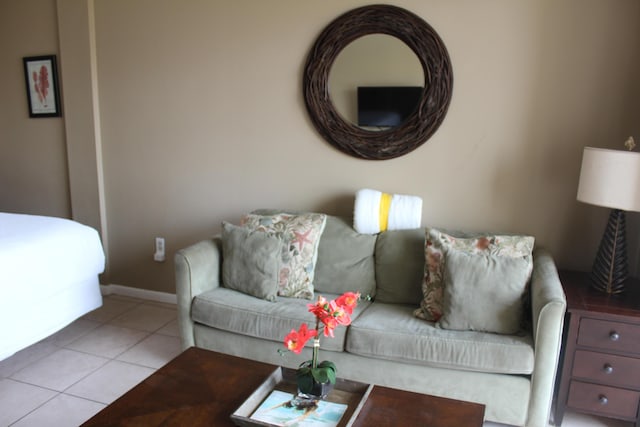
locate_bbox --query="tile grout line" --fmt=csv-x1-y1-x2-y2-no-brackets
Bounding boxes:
8,390,62,427
2,296,178,425
7,341,164,423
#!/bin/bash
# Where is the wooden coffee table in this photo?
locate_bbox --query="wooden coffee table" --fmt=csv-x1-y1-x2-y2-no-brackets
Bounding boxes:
82,347,485,426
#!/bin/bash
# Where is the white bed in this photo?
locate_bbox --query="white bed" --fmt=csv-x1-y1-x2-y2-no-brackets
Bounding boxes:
0,213,105,361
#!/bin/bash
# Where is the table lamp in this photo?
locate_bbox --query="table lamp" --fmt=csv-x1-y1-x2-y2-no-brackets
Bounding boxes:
576,139,640,294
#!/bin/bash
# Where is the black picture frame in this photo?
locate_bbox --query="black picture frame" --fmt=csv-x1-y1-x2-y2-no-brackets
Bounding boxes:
23,55,62,118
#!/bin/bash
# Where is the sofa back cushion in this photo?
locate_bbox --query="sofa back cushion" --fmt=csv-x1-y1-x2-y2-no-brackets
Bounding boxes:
374,228,425,304
314,215,377,297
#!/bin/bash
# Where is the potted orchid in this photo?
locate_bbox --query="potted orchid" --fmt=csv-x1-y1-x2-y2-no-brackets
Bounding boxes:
282,291,360,401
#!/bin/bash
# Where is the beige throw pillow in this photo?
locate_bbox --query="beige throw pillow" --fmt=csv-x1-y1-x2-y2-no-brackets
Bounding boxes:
221,222,281,301
438,248,532,334
415,228,534,322
240,212,327,299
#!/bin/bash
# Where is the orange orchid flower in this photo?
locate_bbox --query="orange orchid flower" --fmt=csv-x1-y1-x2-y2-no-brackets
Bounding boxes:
283,291,361,371
335,292,360,315
284,323,317,354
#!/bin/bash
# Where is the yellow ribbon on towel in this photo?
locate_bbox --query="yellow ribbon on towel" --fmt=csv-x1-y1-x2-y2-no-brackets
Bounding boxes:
379,192,392,232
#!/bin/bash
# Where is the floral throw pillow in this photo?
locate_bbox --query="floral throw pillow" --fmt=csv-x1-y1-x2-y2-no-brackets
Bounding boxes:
240,213,327,299
414,228,534,322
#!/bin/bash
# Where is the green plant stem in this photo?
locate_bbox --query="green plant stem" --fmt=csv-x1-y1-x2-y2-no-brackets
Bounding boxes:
312,317,320,369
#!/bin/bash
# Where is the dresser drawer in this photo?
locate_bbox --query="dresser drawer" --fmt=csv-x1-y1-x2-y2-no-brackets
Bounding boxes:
568,381,640,419
578,318,640,355
573,350,640,389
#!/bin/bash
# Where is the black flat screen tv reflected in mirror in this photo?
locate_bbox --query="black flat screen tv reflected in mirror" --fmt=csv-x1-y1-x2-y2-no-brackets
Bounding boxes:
357,86,423,127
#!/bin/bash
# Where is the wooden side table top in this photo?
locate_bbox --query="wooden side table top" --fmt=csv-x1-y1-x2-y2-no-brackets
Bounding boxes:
560,270,640,317
82,347,485,427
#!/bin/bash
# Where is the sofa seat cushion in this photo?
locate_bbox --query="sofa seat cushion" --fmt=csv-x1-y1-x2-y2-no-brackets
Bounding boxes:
346,302,534,374
192,288,372,352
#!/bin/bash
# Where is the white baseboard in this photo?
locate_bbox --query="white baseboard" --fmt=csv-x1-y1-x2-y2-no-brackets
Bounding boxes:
100,284,177,305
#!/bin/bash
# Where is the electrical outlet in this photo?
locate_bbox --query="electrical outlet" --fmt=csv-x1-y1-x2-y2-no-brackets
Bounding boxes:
154,237,165,262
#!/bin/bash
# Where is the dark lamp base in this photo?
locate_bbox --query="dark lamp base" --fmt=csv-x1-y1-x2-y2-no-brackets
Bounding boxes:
590,209,628,294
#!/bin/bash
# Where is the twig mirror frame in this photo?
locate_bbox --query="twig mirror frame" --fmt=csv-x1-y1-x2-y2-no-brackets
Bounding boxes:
303,5,453,160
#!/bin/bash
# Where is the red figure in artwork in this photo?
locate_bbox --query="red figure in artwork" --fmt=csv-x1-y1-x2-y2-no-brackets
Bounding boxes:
32,65,50,107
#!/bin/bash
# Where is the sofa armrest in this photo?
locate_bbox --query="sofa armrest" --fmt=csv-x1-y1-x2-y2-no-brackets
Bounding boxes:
527,247,567,427
175,237,222,349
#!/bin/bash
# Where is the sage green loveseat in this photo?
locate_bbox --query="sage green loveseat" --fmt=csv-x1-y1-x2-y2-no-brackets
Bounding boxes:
175,214,566,426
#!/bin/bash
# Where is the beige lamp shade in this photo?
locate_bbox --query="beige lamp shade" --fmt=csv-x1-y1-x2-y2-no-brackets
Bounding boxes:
577,147,640,212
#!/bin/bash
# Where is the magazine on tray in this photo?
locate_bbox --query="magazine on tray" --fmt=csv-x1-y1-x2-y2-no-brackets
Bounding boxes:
250,390,348,427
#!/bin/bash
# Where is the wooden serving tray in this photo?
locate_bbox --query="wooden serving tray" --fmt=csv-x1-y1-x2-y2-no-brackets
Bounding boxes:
231,367,373,427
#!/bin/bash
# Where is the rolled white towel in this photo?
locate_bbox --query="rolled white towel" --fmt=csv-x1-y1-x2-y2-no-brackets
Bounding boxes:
388,193,423,231
354,189,422,234
354,189,383,234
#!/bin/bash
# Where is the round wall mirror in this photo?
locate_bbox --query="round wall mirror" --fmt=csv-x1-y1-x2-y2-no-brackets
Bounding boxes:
303,5,453,160
329,34,424,129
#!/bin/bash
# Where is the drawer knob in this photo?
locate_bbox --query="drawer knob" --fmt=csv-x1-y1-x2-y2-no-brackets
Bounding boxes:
609,331,620,341
598,395,609,405
603,363,614,374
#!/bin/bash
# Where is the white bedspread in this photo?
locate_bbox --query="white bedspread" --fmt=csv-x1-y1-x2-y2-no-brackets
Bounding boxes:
0,213,105,360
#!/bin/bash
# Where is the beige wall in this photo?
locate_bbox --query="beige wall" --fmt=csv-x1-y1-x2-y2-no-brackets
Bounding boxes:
0,0,70,218
4,1,640,294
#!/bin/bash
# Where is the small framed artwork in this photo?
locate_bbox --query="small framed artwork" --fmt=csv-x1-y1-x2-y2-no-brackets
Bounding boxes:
23,55,62,118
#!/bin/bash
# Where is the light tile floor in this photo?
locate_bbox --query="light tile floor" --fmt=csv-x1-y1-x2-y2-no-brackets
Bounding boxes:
0,294,633,426
0,295,181,427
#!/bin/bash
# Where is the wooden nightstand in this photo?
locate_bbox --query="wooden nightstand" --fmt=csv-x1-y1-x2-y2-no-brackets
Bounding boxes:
555,271,640,426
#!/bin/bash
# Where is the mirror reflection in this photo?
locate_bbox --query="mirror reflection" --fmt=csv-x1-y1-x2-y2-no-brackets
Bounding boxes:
328,34,424,130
